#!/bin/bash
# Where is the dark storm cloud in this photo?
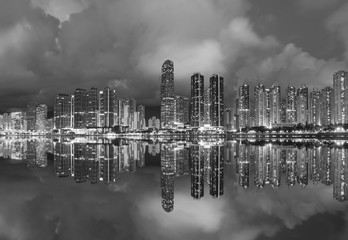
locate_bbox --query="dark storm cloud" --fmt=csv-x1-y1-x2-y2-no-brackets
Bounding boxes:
0,0,348,111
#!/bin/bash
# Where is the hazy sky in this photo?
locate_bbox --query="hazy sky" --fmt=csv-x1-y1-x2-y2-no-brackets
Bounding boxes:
0,0,348,112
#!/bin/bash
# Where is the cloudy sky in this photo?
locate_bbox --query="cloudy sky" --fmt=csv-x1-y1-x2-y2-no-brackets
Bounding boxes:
0,0,348,112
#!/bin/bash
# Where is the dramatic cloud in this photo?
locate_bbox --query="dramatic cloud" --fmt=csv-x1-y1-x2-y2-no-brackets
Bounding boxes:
0,0,347,112
327,2,348,61
297,0,343,11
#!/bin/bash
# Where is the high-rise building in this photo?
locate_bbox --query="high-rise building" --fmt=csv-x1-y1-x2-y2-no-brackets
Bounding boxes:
26,102,37,131
54,94,72,129
86,88,99,128
204,89,211,125
148,116,160,130
175,96,189,126
74,88,87,129
160,60,175,128
190,73,205,127
254,83,266,127
102,87,117,128
270,84,281,127
238,83,250,129
210,74,224,127
137,105,146,130
286,86,297,124
35,104,47,132
297,85,309,124
320,87,334,126
309,89,320,125
333,70,348,124
224,108,234,130
280,98,287,123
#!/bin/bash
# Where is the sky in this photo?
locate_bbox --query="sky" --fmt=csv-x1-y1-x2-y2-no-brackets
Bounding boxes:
0,0,348,112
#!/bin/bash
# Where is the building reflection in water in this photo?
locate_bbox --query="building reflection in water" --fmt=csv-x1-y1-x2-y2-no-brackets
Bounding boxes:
1,138,348,211
232,140,348,203
53,139,147,184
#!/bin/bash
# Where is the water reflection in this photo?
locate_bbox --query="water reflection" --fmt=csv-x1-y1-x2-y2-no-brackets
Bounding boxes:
1,138,348,208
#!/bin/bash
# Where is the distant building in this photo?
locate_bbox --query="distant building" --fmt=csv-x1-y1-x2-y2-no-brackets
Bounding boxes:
270,84,281,127
297,85,309,124
309,89,320,125
320,87,334,126
35,104,47,132
210,74,224,127
74,88,87,129
148,116,160,130
286,86,297,124
333,70,348,124
238,83,250,129
86,88,99,128
26,102,37,131
254,83,266,127
175,96,189,126
54,94,73,129
224,108,234,130
160,60,175,128
190,73,205,127
137,105,146,130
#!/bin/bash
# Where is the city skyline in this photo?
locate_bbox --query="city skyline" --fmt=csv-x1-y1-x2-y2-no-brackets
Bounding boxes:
1,0,348,113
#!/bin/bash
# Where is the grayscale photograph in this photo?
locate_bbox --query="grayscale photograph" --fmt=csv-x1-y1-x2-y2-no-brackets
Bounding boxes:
1,0,348,240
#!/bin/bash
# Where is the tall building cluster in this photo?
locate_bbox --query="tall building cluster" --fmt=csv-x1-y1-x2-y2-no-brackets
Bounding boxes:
160,60,225,129
233,70,348,130
0,103,50,132
54,87,146,131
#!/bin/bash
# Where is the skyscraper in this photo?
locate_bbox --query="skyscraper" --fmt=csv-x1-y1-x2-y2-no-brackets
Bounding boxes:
320,87,334,126
270,84,281,127
210,74,224,127
74,88,87,129
297,85,308,124
86,88,99,128
309,89,320,125
160,60,175,128
35,104,47,132
175,96,189,125
286,86,297,124
26,102,37,131
190,73,205,127
333,70,348,124
54,94,72,129
102,87,117,128
238,83,250,129
204,89,211,125
254,83,266,127
137,105,146,130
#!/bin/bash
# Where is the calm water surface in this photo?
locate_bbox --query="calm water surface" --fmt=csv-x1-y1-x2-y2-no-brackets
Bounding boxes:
1,138,348,240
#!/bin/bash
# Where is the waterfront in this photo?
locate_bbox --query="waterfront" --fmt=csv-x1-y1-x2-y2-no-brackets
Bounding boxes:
1,137,348,240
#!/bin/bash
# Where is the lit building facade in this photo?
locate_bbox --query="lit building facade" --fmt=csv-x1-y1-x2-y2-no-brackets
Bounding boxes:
210,74,224,127
160,60,175,128
190,73,205,127
286,86,297,124
54,94,72,129
333,70,348,124
238,83,250,129
35,104,47,132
